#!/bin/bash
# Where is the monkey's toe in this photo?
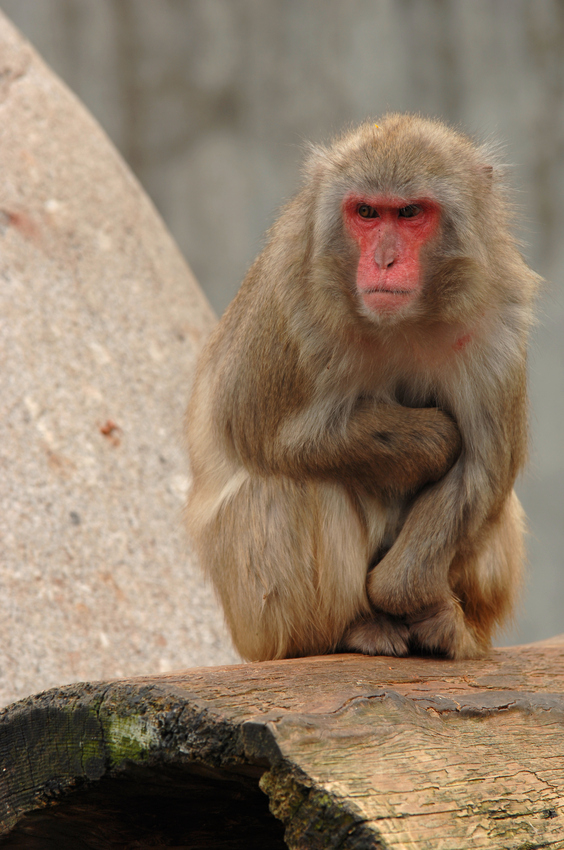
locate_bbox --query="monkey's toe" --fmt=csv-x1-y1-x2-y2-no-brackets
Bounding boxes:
341,615,409,657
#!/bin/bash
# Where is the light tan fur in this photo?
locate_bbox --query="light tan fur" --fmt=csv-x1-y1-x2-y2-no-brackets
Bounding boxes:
186,114,539,661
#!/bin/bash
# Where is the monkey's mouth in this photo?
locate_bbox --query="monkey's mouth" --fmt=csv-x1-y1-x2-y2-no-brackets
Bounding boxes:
360,287,416,313
368,289,411,295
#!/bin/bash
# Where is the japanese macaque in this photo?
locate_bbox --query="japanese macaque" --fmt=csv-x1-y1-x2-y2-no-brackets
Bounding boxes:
186,114,539,661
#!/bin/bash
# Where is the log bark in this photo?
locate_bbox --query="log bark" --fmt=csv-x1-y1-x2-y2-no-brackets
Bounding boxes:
2,638,564,849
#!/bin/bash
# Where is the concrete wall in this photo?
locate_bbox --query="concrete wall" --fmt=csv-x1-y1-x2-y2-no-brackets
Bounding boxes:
2,0,563,646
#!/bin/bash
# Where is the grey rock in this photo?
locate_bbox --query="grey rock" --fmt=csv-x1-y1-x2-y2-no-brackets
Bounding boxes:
0,11,239,707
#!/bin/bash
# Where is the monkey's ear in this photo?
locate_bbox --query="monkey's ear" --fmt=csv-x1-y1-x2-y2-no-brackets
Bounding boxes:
303,143,332,182
476,163,494,192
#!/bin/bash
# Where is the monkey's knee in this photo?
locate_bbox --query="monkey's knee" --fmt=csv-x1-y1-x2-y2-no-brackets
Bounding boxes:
202,475,378,661
341,614,410,657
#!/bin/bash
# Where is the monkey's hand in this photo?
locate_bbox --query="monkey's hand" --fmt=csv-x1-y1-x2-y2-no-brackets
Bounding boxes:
355,401,462,496
367,500,456,618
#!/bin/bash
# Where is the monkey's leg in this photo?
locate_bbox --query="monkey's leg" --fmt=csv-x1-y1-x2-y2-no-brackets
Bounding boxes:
407,491,525,659
200,474,401,661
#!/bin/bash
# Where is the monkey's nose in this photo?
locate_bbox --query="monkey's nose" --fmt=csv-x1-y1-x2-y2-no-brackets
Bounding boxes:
374,249,396,269
373,232,398,269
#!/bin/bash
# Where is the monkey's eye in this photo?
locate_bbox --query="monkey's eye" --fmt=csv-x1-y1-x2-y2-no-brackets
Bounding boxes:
357,204,379,219
398,204,422,218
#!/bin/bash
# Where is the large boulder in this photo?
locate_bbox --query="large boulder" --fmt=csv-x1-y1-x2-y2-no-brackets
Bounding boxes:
0,11,238,707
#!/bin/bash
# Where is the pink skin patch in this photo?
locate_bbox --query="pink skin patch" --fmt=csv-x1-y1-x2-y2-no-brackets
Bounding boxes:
342,194,440,314
453,332,473,352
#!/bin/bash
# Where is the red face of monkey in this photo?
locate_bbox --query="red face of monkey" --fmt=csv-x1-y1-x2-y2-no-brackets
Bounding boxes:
342,195,441,314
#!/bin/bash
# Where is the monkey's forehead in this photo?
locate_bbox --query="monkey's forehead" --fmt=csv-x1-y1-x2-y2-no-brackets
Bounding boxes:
308,114,492,199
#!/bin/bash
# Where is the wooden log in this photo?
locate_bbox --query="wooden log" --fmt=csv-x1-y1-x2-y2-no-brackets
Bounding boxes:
1,638,564,849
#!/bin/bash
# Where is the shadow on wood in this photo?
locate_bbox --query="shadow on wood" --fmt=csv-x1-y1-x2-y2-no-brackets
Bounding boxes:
2,638,564,849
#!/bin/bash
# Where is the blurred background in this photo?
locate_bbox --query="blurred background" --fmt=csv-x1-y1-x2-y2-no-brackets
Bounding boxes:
1,0,562,647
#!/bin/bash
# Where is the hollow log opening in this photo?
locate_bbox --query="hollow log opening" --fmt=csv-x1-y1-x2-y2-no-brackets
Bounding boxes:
1,764,287,849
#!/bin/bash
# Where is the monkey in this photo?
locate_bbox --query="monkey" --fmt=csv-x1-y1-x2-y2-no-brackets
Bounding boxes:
186,114,539,662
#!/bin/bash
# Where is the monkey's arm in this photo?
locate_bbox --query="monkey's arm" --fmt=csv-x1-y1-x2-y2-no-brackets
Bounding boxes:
237,398,462,497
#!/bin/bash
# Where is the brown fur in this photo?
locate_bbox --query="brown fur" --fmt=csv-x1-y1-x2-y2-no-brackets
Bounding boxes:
186,114,539,661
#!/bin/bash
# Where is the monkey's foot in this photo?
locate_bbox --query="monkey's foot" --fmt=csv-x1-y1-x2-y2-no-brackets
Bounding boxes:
408,601,485,659
341,614,409,657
